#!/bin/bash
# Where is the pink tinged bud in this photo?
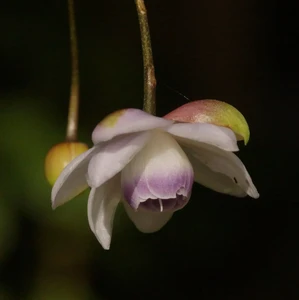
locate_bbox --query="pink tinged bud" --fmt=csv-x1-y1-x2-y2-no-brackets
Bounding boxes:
164,100,250,145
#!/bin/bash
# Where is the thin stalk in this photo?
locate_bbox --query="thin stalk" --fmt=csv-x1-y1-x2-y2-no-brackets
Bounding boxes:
135,0,156,115
66,0,80,141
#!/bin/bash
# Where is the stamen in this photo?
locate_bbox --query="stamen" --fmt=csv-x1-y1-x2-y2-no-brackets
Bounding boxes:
158,198,163,212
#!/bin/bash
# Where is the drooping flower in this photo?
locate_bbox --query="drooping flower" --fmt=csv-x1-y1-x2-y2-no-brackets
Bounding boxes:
51,101,259,250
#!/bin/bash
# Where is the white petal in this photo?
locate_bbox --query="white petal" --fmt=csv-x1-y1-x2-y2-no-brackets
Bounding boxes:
87,175,121,250
123,202,173,233
87,132,151,188
167,122,239,152
51,146,100,209
184,144,259,198
121,131,194,210
92,108,173,144
186,151,246,197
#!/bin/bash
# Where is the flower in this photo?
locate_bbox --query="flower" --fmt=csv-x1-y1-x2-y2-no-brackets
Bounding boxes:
51,101,259,250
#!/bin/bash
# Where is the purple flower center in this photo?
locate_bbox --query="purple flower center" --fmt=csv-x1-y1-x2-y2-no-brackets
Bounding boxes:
138,194,188,212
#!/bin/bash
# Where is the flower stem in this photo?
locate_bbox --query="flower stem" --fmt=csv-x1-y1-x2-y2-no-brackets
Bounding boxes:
135,0,156,115
66,0,80,142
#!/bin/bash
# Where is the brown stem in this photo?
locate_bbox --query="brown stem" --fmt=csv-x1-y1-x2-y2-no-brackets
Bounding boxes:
135,0,156,115
66,0,80,141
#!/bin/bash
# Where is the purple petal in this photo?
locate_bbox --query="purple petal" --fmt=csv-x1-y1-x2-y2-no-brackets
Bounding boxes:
122,171,193,211
139,194,188,212
121,131,194,211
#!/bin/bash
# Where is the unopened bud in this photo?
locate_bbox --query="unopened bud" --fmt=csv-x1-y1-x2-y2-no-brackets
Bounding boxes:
45,142,88,186
164,100,250,145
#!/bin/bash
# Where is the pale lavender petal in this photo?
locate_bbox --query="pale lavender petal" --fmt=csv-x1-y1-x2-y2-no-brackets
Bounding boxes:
183,144,259,198
121,131,194,211
167,122,239,152
92,108,173,144
88,175,121,250
51,145,101,209
123,202,174,233
138,195,188,212
87,132,151,188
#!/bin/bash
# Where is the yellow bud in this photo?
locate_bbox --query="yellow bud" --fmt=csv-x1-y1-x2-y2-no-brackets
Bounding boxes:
44,142,88,186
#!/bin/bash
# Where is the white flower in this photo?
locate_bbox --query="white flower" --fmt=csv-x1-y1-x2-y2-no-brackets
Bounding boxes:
51,105,259,250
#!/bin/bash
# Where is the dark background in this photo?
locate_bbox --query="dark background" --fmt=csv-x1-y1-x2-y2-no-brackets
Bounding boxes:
0,0,298,299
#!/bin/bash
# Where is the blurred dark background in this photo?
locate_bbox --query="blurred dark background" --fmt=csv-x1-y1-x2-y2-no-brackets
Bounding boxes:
0,0,298,299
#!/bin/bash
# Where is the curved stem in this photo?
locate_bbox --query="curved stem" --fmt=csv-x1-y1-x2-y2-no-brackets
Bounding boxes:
135,0,156,115
66,0,80,142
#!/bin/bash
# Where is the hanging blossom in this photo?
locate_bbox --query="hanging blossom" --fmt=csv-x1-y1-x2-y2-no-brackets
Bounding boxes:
51,100,259,250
